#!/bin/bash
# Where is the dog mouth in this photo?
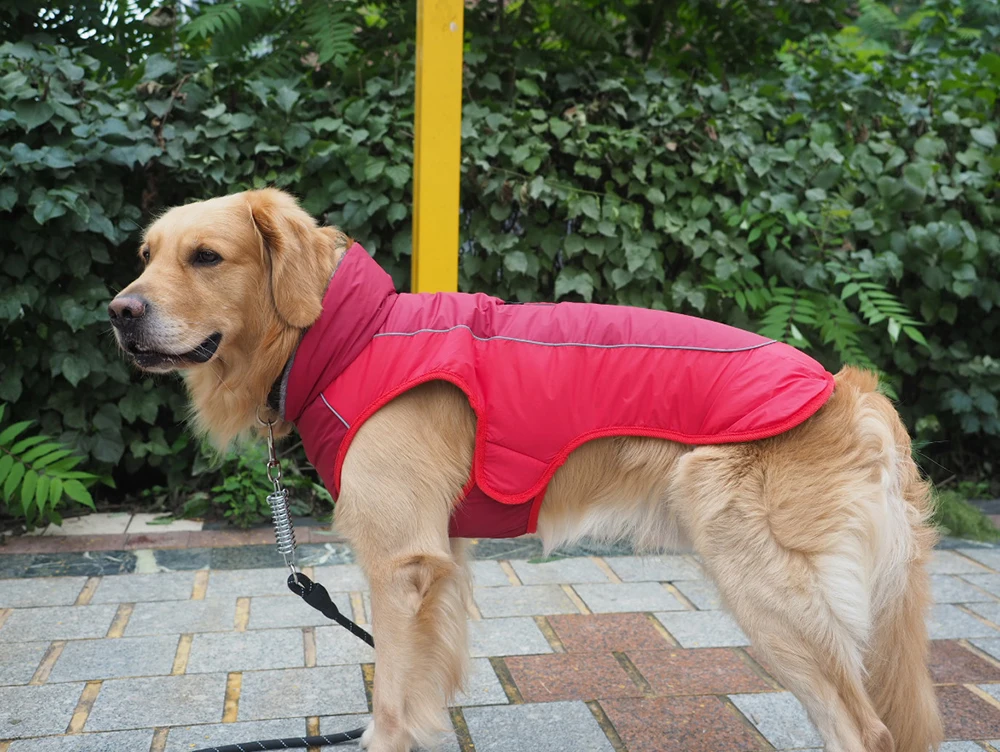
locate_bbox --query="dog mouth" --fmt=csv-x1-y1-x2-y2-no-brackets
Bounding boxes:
125,332,223,370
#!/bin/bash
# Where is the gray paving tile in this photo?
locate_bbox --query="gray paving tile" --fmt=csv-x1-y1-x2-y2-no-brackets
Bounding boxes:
49,635,177,683
573,582,685,613
314,564,370,592
249,594,349,629
978,683,1000,703
730,691,822,749
961,573,1000,599
655,610,750,647
939,744,989,752
464,700,614,752
469,616,552,658
86,673,228,731
929,550,991,575
510,558,610,585
931,574,997,603
238,666,368,721
959,548,1000,571
206,567,308,599
0,577,87,608
673,579,723,610
971,638,1000,662
452,658,507,707
23,551,135,577
90,572,195,604
8,730,155,751
0,605,118,642
187,629,305,674
165,719,307,751
125,599,236,637
0,642,49,685
0,683,85,738
471,560,514,588
315,624,375,666
474,586,578,618
933,604,1000,639
604,555,703,582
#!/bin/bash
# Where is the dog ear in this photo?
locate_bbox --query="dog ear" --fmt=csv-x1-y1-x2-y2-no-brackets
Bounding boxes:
246,189,336,328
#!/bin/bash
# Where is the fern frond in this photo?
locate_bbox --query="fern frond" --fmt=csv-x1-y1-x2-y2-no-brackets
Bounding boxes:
548,1,619,52
0,404,100,526
300,0,359,64
181,0,274,48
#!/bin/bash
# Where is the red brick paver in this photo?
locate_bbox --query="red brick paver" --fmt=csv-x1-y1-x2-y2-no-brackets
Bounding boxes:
602,696,767,752
627,649,772,696
547,612,671,653
504,652,642,702
928,641,1000,684
937,685,1000,738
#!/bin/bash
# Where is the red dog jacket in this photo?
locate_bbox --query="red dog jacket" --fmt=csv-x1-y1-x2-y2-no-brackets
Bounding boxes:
282,244,836,539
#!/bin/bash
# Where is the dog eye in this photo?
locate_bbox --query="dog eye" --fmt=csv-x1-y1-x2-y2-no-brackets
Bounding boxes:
192,249,222,266
141,247,150,263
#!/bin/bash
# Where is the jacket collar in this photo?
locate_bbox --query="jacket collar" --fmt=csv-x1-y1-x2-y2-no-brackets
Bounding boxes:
280,243,398,423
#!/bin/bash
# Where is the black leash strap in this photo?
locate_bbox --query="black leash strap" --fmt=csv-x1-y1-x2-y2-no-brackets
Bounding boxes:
191,573,374,751
286,571,375,647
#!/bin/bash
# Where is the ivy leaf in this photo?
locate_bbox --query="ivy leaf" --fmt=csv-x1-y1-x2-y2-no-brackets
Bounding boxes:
971,126,996,149
554,268,594,302
275,87,300,115
14,101,53,131
504,251,529,274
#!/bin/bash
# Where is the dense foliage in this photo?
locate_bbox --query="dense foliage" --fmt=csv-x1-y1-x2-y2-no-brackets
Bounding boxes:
0,0,997,526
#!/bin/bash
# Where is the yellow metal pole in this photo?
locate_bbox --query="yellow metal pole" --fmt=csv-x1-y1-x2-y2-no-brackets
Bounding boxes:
411,0,464,293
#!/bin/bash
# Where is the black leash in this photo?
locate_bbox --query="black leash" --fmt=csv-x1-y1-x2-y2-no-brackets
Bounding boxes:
191,417,376,752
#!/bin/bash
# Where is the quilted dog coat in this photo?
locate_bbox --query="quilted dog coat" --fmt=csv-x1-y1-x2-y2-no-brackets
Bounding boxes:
282,244,836,539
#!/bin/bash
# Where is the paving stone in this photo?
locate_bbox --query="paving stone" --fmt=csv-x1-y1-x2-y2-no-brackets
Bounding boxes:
629,648,771,695
249,594,350,629
8,730,155,751
971,638,1000,663
49,635,178,683
90,571,196,604
510,558,610,585
152,548,213,572
315,624,375,665
463,700,614,752
238,666,368,721
470,560,511,588
0,604,118,642
87,673,228,731
547,613,669,653
125,599,236,636
0,683,86,738
297,543,356,567
127,513,203,533
474,585,578,618
602,695,765,752
187,628,305,673
0,642,49,685
165,719,307,751
673,579,724,610
929,550,991,575
959,548,1000,571
206,567,318,599
505,652,640,702
0,553,33,578
209,545,295,570
939,744,990,752
317,714,463,752
573,582,685,613
467,538,545,561
23,551,136,577
938,685,1000,738
604,555,703,582
452,657,508,707
932,574,997,603
928,640,1000,684
729,691,822,749
961,574,1000,599
655,611,750,648
468,616,553,658
928,604,1000,640
39,513,133,537
0,577,87,608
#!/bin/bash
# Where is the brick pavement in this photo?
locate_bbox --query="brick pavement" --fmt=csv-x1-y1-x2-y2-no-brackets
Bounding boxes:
2,539,1000,750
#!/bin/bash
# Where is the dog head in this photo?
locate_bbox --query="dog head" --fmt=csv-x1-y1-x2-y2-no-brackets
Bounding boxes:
110,188,349,444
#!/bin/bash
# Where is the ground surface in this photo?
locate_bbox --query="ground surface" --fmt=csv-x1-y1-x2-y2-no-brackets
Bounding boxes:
3,518,1000,751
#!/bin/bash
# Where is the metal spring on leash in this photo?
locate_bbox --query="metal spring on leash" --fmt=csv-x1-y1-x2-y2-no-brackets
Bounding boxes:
263,416,298,574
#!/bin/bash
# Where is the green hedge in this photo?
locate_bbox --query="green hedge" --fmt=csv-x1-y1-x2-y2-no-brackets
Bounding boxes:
0,12,997,510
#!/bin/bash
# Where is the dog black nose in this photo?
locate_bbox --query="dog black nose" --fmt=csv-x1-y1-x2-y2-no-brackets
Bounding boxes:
108,295,148,328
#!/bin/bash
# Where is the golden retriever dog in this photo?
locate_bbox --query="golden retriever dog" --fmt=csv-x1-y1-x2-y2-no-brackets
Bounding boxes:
110,188,942,752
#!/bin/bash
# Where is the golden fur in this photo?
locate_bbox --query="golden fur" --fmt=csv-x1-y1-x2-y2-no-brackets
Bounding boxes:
113,189,943,752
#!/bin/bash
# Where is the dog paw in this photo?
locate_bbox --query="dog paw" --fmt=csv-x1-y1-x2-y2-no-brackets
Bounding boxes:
360,719,376,749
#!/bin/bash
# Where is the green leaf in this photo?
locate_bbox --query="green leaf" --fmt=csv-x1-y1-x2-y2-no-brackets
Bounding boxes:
13,101,54,131
0,453,12,483
504,251,529,274
0,420,33,446
63,479,94,509
34,474,49,514
20,468,37,508
48,477,62,509
971,127,996,149
554,268,594,302
3,461,25,501
549,119,571,140
22,443,63,465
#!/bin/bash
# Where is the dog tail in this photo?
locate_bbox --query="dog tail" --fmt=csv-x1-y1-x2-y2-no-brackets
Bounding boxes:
841,367,943,751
